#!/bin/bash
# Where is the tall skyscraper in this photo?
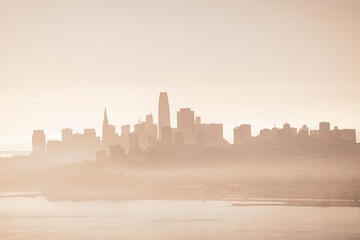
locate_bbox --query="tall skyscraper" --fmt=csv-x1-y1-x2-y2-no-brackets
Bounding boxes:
158,92,170,140
102,108,109,146
102,108,116,151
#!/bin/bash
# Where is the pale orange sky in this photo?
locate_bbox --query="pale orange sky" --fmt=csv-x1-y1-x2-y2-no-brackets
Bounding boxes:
0,0,360,148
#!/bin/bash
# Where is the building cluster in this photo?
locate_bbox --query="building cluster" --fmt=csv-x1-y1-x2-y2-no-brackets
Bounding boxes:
31,92,226,161
31,92,357,162
234,122,356,144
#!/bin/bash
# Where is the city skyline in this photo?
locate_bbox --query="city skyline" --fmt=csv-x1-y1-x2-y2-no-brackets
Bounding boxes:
1,0,360,149
0,0,360,240
1,2,360,239
1,91,357,156
0,91,359,153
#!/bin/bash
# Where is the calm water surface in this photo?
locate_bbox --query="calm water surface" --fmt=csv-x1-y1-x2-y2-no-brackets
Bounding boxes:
0,197,359,240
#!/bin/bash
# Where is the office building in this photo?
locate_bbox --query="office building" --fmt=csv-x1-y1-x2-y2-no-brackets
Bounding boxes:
234,124,252,144
158,92,171,140
319,122,331,140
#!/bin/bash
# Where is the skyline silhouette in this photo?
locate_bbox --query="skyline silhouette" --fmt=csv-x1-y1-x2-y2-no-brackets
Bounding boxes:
1,1,360,151
1,90,359,150
0,91,357,164
1,1,360,239
1,92,359,204
0,91,358,155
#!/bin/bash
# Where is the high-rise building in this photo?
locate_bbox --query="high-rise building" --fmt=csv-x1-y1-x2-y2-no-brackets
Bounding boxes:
32,130,46,158
84,128,96,138
158,92,170,140
298,125,309,138
234,124,251,144
277,123,296,140
319,122,331,140
120,124,130,153
145,114,158,148
177,108,195,144
259,128,275,141
121,125,130,135
177,108,195,130
331,127,356,143
102,108,109,146
102,108,116,151
339,129,356,143
135,114,158,150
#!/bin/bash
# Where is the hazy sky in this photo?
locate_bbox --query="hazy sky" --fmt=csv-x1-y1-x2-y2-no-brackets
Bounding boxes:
0,0,359,148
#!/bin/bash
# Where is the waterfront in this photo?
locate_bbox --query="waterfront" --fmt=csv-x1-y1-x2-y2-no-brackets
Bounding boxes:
0,197,359,240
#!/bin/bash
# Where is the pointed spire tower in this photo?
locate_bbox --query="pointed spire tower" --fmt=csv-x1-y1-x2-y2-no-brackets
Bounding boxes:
101,108,116,152
102,108,109,148
103,108,109,126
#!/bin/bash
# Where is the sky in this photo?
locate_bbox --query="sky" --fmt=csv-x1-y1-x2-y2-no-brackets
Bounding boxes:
0,0,359,149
